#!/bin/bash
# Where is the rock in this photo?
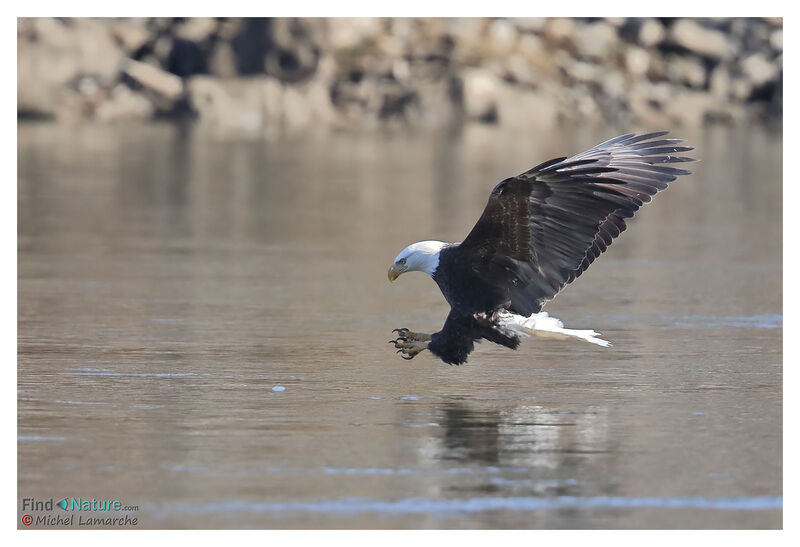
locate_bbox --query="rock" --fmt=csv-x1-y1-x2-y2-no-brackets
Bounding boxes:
391,58,411,82
17,18,36,38
573,21,617,60
666,56,707,88
386,18,415,42
741,52,779,87
670,19,735,59
374,33,403,59
517,33,544,58
624,46,650,77
31,17,74,49
94,84,155,122
488,19,518,54
216,18,243,41
302,78,338,126
36,18,123,79
560,84,604,124
504,55,538,86
282,61,338,130
17,18,125,118
188,76,275,131
731,77,753,101
108,19,150,52
638,18,666,47
167,38,208,78
72,19,126,75
770,29,782,51
188,72,337,132
152,35,174,66
628,81,673,127
727,19,774,58
265,42,319,82
76,75,102,98
512,18,547,33
327,18,383,50
173,17,218,42
560,57,605,84
461,68,500,122
664,89,715,126
266,18,321,82
601,71,626,98
709,65,731,98
544,18,575,43
262,78,285,124
123,59,184,100
228,18,270,75
442,18,487,56
18,39,71,116
208,41,238,78
282,85,312,129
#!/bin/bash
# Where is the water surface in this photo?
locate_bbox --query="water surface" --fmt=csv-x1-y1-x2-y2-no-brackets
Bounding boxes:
18,123,782,528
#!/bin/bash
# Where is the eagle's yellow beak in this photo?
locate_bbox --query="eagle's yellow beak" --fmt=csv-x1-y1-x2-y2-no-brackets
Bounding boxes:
388,264,401,282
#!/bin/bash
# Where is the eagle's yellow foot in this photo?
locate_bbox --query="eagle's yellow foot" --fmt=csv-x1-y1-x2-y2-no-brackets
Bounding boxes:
389,329,432,359
388,336,429,360
390,328,432,342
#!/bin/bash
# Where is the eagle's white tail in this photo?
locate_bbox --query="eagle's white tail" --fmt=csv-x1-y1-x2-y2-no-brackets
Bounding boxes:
497,311,611,347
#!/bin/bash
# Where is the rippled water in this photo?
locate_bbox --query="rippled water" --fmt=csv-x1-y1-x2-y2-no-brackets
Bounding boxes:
18,122,782,529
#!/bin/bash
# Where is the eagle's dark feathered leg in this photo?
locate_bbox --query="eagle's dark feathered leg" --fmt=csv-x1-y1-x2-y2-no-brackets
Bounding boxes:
389,328,431,360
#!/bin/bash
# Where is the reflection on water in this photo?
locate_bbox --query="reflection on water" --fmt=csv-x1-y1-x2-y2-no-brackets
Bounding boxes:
18,123,781,529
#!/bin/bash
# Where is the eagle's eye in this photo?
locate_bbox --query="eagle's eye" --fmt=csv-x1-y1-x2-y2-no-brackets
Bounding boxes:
398,258,407,265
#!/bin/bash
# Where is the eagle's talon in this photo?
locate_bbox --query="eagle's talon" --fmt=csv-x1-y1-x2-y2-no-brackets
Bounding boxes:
389,328,431,359
392,338,429,360
389,328,432,343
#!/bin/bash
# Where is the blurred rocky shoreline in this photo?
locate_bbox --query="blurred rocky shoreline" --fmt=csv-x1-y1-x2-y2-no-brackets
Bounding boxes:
18,17,783,131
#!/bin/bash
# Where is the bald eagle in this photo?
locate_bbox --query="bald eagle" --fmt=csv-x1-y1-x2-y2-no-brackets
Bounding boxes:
387,131,693,365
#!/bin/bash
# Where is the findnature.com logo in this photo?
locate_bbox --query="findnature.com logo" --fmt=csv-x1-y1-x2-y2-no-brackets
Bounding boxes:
56,498,129,511
21,497,139,527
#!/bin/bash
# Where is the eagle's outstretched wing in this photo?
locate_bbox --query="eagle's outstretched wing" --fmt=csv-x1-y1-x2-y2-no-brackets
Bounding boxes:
457,131,694,316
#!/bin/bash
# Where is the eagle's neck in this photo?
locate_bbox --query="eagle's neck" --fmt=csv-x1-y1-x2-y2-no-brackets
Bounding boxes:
405,240,447,277
417,250,441,277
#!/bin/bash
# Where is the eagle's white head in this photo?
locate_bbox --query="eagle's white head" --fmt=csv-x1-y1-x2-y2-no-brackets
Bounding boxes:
388,240,447,281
